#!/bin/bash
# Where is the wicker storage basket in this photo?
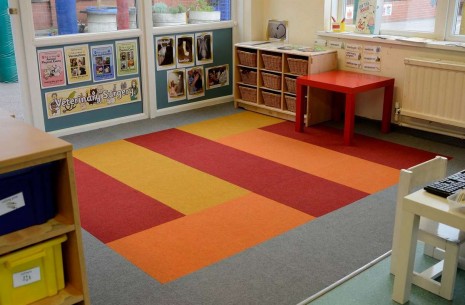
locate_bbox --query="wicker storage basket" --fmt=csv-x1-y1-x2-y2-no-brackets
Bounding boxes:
285,95,296,112
237,50,257,67
239,86,257,103
287,58,308,75
261,91,281,109
261,72,281,90
240,69,257,85
261,54,281,71
285,77,296,93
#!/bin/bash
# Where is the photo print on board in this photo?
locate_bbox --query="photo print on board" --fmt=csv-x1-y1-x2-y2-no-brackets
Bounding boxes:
186,66,205,99
195,32,213,65
167,69,186,102
176,34,195,68
156,36,176,71
206,64,229,90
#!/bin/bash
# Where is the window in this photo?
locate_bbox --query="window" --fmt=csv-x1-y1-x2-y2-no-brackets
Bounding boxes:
333,0,465,41
30,0,232,36
31,0,138,36
151,0,231,27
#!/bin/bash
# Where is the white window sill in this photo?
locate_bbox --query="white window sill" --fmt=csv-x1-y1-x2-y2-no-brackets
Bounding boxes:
317,31,465,53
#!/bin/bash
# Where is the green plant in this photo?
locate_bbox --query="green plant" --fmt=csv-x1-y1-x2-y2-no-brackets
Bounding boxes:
152,2,186,13
189,0,218,11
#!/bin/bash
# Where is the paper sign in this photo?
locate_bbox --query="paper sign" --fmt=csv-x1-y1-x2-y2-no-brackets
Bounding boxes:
13,267,41,288
0,192,25,217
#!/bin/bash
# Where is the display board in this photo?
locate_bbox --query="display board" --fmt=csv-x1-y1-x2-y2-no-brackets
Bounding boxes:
154,28,233,110
37,38,143,132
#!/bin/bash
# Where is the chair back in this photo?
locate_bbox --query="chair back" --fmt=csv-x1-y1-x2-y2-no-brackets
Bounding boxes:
391,156,448,275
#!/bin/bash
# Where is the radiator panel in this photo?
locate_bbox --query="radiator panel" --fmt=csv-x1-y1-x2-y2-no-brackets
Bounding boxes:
402,58,465,129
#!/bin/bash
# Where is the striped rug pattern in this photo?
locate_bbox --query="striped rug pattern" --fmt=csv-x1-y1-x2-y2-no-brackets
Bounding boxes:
74,112,437,284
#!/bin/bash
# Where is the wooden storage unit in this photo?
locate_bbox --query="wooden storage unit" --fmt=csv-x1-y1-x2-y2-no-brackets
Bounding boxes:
0,116,90,305
234,41,338,124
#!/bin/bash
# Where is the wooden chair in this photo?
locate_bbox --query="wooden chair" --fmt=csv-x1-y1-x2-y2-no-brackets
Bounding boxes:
390,156,465,300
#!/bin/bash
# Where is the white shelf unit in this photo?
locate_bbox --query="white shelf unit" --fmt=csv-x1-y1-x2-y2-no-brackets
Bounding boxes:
234,41,338,124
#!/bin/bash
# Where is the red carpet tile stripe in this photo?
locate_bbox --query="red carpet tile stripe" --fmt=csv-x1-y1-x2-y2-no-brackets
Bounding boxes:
261,122,440,169
74,159,184,243
126,129,367,217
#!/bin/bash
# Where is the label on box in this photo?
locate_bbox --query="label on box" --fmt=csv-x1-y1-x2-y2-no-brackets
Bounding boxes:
13,267,41,288
0,192,25,216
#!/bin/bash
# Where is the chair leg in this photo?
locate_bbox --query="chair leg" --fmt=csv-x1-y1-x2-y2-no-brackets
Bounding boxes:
439,242,460,300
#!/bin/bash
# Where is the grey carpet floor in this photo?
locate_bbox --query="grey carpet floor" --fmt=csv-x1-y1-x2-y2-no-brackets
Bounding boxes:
2,82,465,304
62,102,465,305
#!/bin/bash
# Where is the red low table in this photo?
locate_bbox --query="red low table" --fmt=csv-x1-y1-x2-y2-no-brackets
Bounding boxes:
295,70,395,145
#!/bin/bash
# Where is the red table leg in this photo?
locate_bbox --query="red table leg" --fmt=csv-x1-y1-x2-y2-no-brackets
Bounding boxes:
382,82,394,133
344,93,356,145
295,81,306,132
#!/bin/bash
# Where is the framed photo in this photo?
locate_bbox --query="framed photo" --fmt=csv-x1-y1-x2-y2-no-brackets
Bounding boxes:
206,65,229,90
267,20,288,42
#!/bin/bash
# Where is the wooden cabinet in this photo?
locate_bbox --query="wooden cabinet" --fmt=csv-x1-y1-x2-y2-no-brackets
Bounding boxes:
0,117,90,305
234,41,338,124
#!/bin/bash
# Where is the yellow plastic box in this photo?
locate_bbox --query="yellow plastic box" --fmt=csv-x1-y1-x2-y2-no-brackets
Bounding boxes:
0,235,67,305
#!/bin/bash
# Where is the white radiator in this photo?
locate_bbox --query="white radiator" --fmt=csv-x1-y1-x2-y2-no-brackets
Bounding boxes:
401,58,465,135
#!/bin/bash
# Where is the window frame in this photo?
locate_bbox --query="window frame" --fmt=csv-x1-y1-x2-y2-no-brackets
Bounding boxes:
332,0,465,42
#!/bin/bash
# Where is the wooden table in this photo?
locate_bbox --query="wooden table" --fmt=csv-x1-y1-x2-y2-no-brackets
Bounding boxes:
295,70,395,145
392,190,465,304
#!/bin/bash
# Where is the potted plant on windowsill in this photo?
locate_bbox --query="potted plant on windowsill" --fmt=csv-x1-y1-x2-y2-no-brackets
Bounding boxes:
152,2,187,27
188,0,221,24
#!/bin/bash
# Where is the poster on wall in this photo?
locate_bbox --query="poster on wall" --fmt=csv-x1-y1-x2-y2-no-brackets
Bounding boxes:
195,32,213,65
91,44,115,82
116,39,139,76
186,66,205,99
176,34,194,68
362,45,381,72
206,64,229,90
45,77,141,118
354,0,382,34
156,36,176,71
345,43,362,69
167,69,186,102
37,48,66,89
64,45,91,84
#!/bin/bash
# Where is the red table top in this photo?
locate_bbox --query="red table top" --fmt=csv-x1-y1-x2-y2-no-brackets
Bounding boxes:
297,70,394,93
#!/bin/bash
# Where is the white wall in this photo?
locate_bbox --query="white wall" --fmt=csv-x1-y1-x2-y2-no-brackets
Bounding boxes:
240,0,465,127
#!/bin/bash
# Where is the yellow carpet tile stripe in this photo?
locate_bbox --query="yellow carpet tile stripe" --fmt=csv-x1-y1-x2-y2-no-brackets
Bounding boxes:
177,111,284,140
74,140,249,215
217,129,399,194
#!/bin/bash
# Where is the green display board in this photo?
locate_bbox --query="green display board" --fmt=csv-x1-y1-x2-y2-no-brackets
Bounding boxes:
38,38,143,132
154,28,233,109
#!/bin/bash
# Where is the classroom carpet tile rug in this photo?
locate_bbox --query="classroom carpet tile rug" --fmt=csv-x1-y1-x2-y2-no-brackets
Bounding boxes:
73,112,437,284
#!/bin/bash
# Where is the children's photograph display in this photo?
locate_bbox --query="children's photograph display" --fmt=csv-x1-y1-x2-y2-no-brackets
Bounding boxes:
64,45,91,84
37,48,66,89
91,44,115,82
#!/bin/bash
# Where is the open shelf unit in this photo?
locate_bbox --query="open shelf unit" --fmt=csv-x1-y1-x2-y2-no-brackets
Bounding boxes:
0,117,90,305
234,41,338,124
